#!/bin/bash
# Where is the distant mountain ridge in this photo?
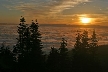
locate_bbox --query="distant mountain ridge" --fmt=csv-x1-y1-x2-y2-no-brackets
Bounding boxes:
0,23,108,28
40,24,108,28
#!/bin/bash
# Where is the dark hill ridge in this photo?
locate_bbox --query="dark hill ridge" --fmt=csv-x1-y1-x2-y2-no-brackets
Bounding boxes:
98,45,108,72
39,24,108,28
0,23,108,28
68,45,108,72
98,45,108,55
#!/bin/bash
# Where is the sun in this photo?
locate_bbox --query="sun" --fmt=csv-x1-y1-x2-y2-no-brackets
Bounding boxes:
81,17,91,24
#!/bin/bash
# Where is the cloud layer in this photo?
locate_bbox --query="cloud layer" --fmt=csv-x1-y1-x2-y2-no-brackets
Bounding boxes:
2,0,108,25
4,0,91,23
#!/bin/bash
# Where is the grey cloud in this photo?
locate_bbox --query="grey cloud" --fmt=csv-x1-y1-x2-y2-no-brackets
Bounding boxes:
4,0,91,19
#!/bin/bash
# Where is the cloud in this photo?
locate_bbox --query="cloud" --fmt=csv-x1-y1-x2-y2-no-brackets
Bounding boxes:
5,0,91,16
4,0,97,24
49,0,90,14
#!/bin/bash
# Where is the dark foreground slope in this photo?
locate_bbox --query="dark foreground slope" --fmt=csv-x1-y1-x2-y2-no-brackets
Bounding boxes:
98,45,108,72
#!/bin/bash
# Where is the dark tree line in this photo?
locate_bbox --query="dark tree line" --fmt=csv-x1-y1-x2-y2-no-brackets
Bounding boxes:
0,17,102,72
72,30,102,72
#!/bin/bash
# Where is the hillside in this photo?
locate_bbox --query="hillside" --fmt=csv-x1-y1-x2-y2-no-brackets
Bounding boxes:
98,45,108,72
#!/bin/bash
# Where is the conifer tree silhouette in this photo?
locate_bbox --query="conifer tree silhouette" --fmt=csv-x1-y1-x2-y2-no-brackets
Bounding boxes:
72,30,90,72
13,17,45,72
81,30,90,49
13,16,31,72
89,29,102,72
29,20,43,57
72,32,85,72
13,16,28,56
90,29,98,57
29,20,45,72
0,42,15,72
47,46,60,72
74,33,82,50
59,38,70,72
72,30,102,72
59,38,68,60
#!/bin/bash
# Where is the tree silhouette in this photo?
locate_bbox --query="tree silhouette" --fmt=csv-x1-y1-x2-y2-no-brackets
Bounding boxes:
59,38,70,72
29,20,43,57
13,16,32,72
47,38,70,72
13,16,28,57
13,17,45,72
74,33,82,50
72,31,87,72
0,42,15,72
90,29,98,58
28,20,45,72
81,30,90,49
72,30,102,72
47,46,60,72
89,29,102,72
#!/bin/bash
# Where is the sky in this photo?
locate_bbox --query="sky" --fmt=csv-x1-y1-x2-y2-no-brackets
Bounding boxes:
0,0,108,25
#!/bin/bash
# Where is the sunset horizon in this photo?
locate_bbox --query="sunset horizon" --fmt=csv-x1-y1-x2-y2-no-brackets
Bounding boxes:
0,0,108,25
0,0,108,72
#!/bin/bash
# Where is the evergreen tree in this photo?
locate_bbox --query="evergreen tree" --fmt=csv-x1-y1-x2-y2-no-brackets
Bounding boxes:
47,38,70,72
72,30,90,72
81,30,90,49
74,33,82,50
72,32,86,72
13,16,28,57
90,29,98,57
89,29,102,72
0,43,15,72
59,38,70,72
13,16,31,72
59,38,68,54
47,46,60,72
29,20,43,56
72,30,102,72
13,17,45,72
28,20,45,72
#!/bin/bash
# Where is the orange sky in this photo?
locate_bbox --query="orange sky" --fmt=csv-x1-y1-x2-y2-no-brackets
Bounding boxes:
0,0,108,25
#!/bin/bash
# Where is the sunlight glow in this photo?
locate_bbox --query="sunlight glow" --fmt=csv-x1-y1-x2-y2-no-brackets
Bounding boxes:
81,17,91,24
